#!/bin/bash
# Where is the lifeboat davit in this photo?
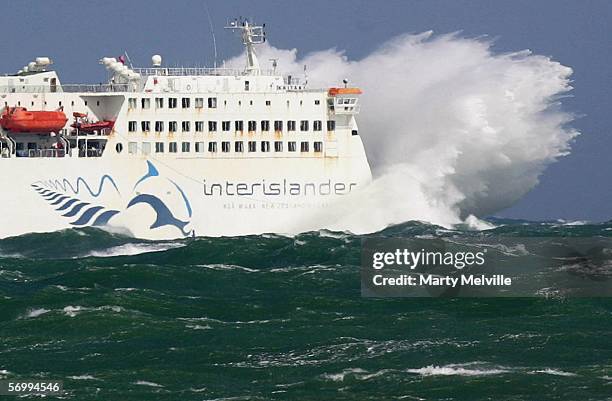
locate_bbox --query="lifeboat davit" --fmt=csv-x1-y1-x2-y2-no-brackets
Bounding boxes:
0,107,67,133
71,112,114,133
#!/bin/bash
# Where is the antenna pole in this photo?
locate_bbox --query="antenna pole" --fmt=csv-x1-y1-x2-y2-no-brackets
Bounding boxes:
204,1,218,69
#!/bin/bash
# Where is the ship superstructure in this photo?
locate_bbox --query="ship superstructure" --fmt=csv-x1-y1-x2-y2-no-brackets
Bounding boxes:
0,20,371,239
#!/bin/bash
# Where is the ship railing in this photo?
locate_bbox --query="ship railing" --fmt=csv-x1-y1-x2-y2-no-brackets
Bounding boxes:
0,84,133,93
131,67,275,77
22,149,66,158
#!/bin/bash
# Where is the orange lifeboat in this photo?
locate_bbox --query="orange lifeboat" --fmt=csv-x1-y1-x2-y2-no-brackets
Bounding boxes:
0,107,67,133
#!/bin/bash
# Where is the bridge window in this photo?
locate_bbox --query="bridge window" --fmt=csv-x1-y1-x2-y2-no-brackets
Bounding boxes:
208,142,217,152
222,121,231,132
208,121,217,132
313,120,322,131
182,121,191,132
181,97,190,108
182,142,190,152
221,141,230,152
327,120,335,131
168,98,178,109
274,141,283,152
141,121,151,132
300,141,309,152
208,97,217,108
287,121,296,131
248,121,257,132
195,98,204,108
248,141,256,152
169,121,177,132
128,142,138,154
261,120,270,131
314,141,323,152
274,120,283,131
195,121,204,132
235,121,244,132
155,142,164,153
141,98,151,109
128,121,137,132
155,98,163,109
288,141,296,152
235,141,244,152
261,141,270,152
300,120,309,132
195,142,205,153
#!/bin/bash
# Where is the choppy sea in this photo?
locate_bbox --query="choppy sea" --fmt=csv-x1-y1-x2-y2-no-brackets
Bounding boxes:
1,219,611,400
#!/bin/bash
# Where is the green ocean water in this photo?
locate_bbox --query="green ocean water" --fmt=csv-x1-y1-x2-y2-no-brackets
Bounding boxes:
1,220,611,400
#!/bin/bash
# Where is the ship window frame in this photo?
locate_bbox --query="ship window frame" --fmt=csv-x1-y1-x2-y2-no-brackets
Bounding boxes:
141,98,151,109
222,121,231,132
128,142,138,154
248,141,256,152
300,141,309,152
287,120,296,132
288,141,296,152
168,121,178,133
168,97,178,109
235,121,244,132
208,97,217,108
313,120,322,131
141,121,151,132
182,121,191,132
300,120,309,132
169,142,178,153
327,120,335,131
182,142,190,153
261,141,270,152
155,98,164,109
195,98,204,108
261,120,270,131
314,141,323,152
128,97,137,109
235,141,244,153
274,120,283,131
195,141,205,153
141,142,151,155
181,97,191,109
248,120,257,132
155,142,164,153
195,121,204,132
221,141,231,153
155,121,164,132
208,121,218,132
128,121,137,132
115,143,123,154
274,141,283,152
208,142,217,153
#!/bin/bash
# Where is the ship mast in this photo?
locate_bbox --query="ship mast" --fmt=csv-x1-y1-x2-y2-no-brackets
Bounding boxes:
225,18,266,75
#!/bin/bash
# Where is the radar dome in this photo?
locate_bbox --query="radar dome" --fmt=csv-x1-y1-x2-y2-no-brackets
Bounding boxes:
152,55,162,67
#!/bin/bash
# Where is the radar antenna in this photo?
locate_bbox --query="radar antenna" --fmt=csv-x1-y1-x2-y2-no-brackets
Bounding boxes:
225,18,266,75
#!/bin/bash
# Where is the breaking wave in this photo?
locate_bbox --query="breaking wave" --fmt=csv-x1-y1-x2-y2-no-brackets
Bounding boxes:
228,32,578,230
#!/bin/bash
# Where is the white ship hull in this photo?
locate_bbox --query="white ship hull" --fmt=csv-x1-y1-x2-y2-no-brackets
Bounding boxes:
5,151,371,239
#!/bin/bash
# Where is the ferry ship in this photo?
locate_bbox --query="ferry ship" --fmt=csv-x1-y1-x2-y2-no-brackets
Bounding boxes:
0,20,371,239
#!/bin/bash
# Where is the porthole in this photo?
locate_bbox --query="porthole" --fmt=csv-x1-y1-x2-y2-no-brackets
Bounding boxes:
116,143,123,153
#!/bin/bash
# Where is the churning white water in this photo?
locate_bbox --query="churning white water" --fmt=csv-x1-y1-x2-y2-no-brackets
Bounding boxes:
228,31,578,231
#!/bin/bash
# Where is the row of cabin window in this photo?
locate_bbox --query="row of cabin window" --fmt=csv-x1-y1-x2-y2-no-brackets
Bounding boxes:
128,120,335,133
127,97,320,110
126,140,323,154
